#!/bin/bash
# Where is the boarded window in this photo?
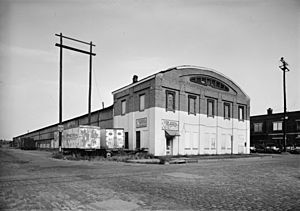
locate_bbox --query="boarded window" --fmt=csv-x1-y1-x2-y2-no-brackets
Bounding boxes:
139,94,145,111
204,133,210,150
121,100,126,115
188,95,196,115
207,99,214,117
224,103,230,119
166,90,175,112
211,135,216,150
221,134,226,150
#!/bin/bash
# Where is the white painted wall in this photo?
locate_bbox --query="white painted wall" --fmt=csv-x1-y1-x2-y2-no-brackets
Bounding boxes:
114,107,250,156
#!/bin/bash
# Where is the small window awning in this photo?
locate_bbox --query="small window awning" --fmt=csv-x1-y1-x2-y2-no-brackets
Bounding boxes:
165,130,180,137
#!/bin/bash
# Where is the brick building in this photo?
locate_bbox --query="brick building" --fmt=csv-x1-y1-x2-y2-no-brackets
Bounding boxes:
250,108,300,149
112,65,250,156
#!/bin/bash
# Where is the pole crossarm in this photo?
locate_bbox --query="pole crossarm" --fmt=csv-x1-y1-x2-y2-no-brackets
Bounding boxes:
279,66,290,72
55,33,96,151
55,43,96,56
55,34,96,46
279,57,290,72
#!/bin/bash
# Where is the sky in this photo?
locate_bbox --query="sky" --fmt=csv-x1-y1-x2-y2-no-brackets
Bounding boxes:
0,0,299,140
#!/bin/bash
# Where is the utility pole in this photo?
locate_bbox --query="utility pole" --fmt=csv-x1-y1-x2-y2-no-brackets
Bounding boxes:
88,41,93,125
279,57,290,152
59,33,63,152
55,33,96,152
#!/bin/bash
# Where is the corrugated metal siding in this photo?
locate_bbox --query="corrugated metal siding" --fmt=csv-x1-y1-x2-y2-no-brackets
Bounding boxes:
13,106,114,147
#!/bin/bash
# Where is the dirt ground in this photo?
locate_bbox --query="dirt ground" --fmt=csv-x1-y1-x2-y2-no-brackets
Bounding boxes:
0,148,299,210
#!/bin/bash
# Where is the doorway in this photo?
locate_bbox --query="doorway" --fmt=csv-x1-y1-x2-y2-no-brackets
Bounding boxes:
166,137,173,155
136,131,141,150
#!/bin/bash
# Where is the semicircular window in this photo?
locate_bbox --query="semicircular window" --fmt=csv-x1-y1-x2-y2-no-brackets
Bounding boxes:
190,76,229,92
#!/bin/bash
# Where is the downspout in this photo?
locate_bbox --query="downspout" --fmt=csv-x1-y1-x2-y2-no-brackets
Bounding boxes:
231,104,234,155
178,82,181,156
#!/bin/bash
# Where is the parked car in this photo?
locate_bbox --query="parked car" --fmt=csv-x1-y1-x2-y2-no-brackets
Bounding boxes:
251,144,282,154
254,145,266,153
265,145,281,154
288,146,300,154
250,146,256,153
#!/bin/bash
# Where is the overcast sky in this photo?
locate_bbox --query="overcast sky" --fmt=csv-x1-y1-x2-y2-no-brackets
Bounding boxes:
0,0,299,140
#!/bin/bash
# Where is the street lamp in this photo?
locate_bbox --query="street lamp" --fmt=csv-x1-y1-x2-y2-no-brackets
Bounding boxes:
279,57,290,152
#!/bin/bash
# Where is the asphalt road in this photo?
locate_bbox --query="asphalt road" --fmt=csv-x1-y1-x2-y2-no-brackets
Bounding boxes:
0,148,299,210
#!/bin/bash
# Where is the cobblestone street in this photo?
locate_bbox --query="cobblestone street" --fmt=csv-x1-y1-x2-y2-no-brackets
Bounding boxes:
0,148,299,210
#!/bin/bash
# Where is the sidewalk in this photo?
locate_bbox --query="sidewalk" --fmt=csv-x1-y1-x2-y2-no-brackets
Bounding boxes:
126,153,272,164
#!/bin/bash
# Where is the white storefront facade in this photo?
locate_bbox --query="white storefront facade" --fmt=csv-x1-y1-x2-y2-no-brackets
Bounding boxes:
113,66,250,156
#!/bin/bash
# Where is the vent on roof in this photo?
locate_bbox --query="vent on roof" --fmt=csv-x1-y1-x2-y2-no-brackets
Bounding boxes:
132,75,138,84
267,108,273,115
132,75,138,83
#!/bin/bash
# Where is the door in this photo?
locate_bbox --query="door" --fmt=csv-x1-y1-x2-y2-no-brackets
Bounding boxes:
136,131,141,150
125,132,128,149
166,137,173,155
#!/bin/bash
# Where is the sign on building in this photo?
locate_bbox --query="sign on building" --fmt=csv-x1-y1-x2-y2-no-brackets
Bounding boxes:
136,118,147,128
162,119,179,131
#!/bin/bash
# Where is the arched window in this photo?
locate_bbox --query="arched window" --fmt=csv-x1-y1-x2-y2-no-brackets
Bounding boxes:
190,76,229,92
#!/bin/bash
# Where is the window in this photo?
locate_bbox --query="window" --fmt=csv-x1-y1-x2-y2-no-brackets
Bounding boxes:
139,94,145,111
297,120,300,131
238,106,245,121
166,90,175,112
273,121,282,131
190,76,229,92
224,103,230,119
254,123,263,132
207,99,215,117
121,100,126,115
188,95,196,115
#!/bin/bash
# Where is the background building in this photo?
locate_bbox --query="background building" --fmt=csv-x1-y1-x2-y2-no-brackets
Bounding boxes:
13,106,113,149
113,65,250,156
250,108,300,149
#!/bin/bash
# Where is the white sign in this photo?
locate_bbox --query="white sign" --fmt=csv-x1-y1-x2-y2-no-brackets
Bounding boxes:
136,118,147,128
162,119,179,131
58,125,64,132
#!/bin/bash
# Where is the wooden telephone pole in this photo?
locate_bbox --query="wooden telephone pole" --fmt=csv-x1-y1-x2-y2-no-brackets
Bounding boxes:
55,33,96,151
279,57,290,152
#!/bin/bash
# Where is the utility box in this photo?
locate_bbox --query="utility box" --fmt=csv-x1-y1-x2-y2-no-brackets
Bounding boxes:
100,129,124,149
60,125,101,150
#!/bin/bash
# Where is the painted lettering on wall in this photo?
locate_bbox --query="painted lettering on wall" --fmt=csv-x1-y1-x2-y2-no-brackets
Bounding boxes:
162,119,179,131
136,118,147,128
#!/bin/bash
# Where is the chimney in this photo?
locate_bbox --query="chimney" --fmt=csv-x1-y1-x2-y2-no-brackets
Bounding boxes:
132,75,138,83
267,108,273,115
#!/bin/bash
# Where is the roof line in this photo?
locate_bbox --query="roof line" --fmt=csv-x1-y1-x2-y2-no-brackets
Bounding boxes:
112,65,250,99
174,65,250,99
112,74,156,94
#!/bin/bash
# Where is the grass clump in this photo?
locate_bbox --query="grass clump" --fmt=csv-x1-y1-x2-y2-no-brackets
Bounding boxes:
52,151,64,159
52,150,156,163
157,156,172,164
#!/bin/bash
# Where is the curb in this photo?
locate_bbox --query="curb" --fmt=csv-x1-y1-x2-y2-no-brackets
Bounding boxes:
126,159,160,164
